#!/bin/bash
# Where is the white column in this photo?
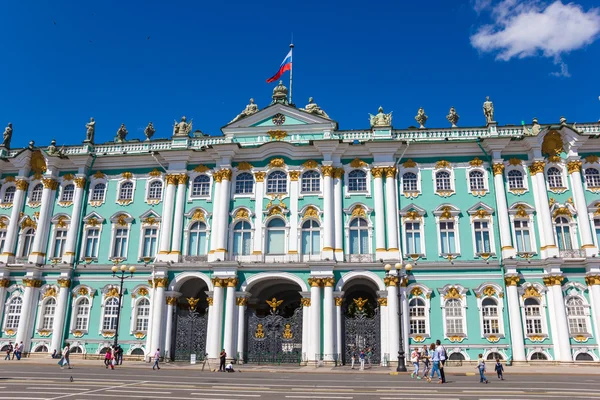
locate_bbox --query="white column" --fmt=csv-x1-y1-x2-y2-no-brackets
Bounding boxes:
164,294,179,360
504,276,526,362
333,168,344,261
334,293,343,362
150,278,167,356
216,170,232,255
1,179,28,261
236,295,247,362
546,276,572,361
585,275,600,356
62,177,86,264
308,278,321,363
386,278,399,363
378,293,388,365
252,173,265,257
530,162,558,257
322,167,334,259
0,278,9,324
401,284,410,360
568,161,595,255
170,175,188,258
492,162,515,258
223,278,237,361
322,278,334,362
372,168,386,256
385,168,399,254
207,280,225,359
29,178,58,264
16,278,41,350
209,174,222,256
301,294,310,363
50,278,71,355
157,175,177,260
288,172,299,258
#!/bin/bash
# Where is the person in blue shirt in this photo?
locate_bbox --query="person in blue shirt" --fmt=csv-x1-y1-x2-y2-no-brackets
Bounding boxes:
427,343,442,383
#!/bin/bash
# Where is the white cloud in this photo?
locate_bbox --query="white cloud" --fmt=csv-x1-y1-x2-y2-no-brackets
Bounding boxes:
470,1,600,75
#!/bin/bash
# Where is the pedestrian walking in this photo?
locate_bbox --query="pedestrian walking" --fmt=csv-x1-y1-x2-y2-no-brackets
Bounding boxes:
477,354,489,384
219,349,227,372
4,342,12,360
152,348,160,370
109,349,116,370
104,348,112,368
350,347,357,370
366,347,373,367
436,340,447,384
359,350,366,371
410,348,421,379
427,343,442,384
494,358,504,380
420,345,430,379
116,345,123,365
59,343,71,369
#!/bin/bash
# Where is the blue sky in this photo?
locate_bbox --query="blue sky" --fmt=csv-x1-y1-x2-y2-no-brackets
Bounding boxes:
1,0,599,147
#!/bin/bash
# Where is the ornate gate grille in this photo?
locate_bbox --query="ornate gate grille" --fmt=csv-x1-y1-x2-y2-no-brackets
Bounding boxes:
172,308,207,362
343,307,380,365
246,307,303,364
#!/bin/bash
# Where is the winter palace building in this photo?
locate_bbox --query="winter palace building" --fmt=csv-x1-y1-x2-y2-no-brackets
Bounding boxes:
1,83,600,365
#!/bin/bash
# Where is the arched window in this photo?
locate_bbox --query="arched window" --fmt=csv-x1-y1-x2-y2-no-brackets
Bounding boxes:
507,170,524,190
61,184,75,202
21,228,35,257
192,175,210,197
131,348,144,356
266,171,287,194
445,299,464,335
301,171,320,193
99,347,110,354
349,218,369,255
41,298,56,330
34,345,48,353
301,220,320,256
435,171,451,191
3,186,15,203
135,298,150,331
448,352,465,361
566,297,588,334
70,346,83,354
409,298,426,334
266,218,286,254
188,222,207,256
482,298,500,335
555,217,572,250
235,173,254,194
530,352,547,360
524,297,543,335
112,228,128,258
547,167,563,188
487,352,503,361
585,168,600,188
74,297,90,330
576,353,594,361
119,182,134,201
30,183,43,203
469,170,485,191
91,183,106,202
5,297,22,329
403,172,418,192
147,181,163,200
102,297,119,330
348,170,367,192
232,221,251,256
142,227,158,258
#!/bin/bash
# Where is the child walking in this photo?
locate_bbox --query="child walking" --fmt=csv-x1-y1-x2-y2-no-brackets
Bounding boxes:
494,358,504,380
477,354,489,384
410,348,421,379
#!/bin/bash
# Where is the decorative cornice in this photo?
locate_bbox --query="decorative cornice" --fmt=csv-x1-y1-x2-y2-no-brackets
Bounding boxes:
236,162,253,171
528,161,546,175
543,275,564,287
153,277,169,288
303,160,319,169
22,278,43,288
289,171,301,181
492,163,505,176
321,166,334,177
74,177,86,188
585,275,600,286
469,157,484,167
254,172,265,182
567,160,582,174
504,276,520,286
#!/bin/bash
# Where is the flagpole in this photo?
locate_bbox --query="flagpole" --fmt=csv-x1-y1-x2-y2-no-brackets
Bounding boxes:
289,42,294,105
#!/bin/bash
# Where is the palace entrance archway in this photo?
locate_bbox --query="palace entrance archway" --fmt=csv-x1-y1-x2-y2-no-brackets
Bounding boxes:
171,278,208,361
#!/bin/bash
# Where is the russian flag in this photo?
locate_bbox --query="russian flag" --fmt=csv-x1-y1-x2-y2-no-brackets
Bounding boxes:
266,50,292,83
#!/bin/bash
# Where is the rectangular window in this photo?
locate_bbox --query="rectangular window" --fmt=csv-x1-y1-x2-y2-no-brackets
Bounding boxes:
85,228,100,258
514,220,532,252
112,228,128,258
142,228,158,258
474,221,491,254
0,230,6,254
266,230,285,255
405,222,421,254
75,307,89,330
53,230,68,258
232,231,251,256
439,221,456,254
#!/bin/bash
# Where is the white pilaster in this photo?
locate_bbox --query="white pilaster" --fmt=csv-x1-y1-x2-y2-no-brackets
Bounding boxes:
333,168,344,261
385,168,400,256
322,278,334,362
170,176,188,259
209,177,222,259
333,291,343,362
29,178,58,264
401,284,410,361
492,162,516,258
252,174,265,257
1,179,28,262
236,294,248,362
223,279,237,361
322,166,334,260
377,291,388,365
504,275,526,362
163,292,180,360
215,170,232,258
308,278,321,363
531,162,558,257
585,275,600,357
386,279,399,363
301,292,310,363
150,277,167,356
62,177,86,264
546,275,572,361
288,173,299,259
16,277,42,351
568,161,596,256
157,175,177,262
0,274,9,324
207,280,225,359
372,169,386,258
50,277,71,355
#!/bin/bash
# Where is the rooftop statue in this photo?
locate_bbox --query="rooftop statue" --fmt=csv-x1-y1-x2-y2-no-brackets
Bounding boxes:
47,139,58,155
446,107,459,128
115,123,128,143
270,80,289,105
173,116,193,137
369,106,392,128
230,98,259,124
415,107,428,129
85,117,95,143
300,97,330,119
483,96,495,124
523,118,541,136
144,122,155,141
2,122,12,149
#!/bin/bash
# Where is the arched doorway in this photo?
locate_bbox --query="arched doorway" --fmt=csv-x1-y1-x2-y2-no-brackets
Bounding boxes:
172,278,209,361
244,277,303,364
341,278,381,366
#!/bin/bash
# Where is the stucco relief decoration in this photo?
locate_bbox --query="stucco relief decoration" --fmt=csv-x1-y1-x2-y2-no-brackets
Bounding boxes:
435,160,451,169
444,287,463,300
321,166,334,177
42,286,57,299
403,159,417,168
288,171,300,181
121,172,133,180
377,298,388,306
30,150,47,179
350,158,367,168
567,160,582,174
269,158,286,169
483,286,496,297
522,286,541,299
353,297,368,311
371,167,384,179
194,165,210,173
472,209,490,221
191,209,205,222
4,176,15,183
236,162,253,171
404,210,422,221
528,161,546,176
350,206,366,219
302,160,319,170
515,204,528,219
303,206,319,220
137,288,149,298
115,214,129,227
413,335,426,343
93,171,106,179
148,169,162,178
86,217,100,227
0,217,8,229
584,155,599,164
508,158,522,166
574,335,589,343
486,335,500,343
56,215,68,228
254,172,266,182
106,287,119,298
234,209,250,220
20,216,37,230
73,330,84,338
448,336,465,343
541,130,564,158
439,206,453,220
410,287,423,297
38,330,52,337
267,206,284,217
268,130,288,141
142,216,158,226
469,157,484,167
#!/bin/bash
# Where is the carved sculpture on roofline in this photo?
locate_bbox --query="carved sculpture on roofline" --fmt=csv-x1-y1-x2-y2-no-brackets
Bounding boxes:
523,118,542,136
446,107,459,128
300,97,330,119
84,117,95,143
230,98,259,124
115,124,128,143
483,96,495,124
415,107,428,129
369,106,392,128
2,122,12,149
271,81,289,105
144,122,155,141
173,116,193,137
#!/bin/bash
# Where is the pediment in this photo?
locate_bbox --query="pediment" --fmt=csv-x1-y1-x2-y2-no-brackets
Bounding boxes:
222,103,337,137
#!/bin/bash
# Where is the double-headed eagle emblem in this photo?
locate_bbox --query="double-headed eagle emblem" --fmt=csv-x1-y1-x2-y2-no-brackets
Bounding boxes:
266,297,284,312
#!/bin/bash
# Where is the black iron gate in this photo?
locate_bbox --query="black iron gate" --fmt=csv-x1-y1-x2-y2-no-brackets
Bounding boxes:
245,307,303,364
343,298,381,365
172,307,208,362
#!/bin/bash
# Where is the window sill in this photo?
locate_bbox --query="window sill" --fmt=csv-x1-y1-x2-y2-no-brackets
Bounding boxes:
410,334,430,343
516,251,537,259
572,334,592,343
526,334,548,342
71,329,88,338
440,253,460,261
37,329,52,337
402,190,420,199
475,252,495,260
0,203,13,209
446,334,466,343
405,253,424,261
81,257,98,264
101,330,116,338
484,334,504,343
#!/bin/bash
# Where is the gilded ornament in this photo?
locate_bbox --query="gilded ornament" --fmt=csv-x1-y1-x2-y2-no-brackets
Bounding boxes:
377,297,388,306
142,216,157,226
334,297,343,307
448,336,464,343
166,297,177,306
106,287,119,297
384,276,399,287
487,335,500,343
78,287,89,296
301,298,311,307
212,278,224,287
254,323,265,338
473,209,490,220
30,150,47,176
134,332,146,339
444,287,462,300
115,214,128,227
62,174,74,181
504,276,520,286
541,130,564,157
15,179,29,191
439,206,453,220
165,174,179,186
43,287,57,299
508,158,522,166
528,335,545,342
0,217,7,229
121,172,133,180
236,297,247,306
349,158,367,168
20,216,36,230
207,297,214,306
178,173,188,184
303,206,319,219
384,167,397,179
322,277,335,287
528,161,546,175
282,323,293,339
38,329,52,337
86,217,100,227
137,287,149,296
351,206,366,218
221,169,232,181
254,172,265,182
154,277,169,288
22,278,42,288
234,208,250,220
492,163,505,176
269,158,286,169
268,130,288,141
74,177,86,188
191,209,205,222
73,330,84,338
267,206,284,217
308,277,322,287
353,297,368,311
584,155,599,164
56,215,68,228
574,335,588,343
101,330,116,338
543,275,564,286
413,335,425,343
225,278,238,287
404,210,421,221
0,279,10,288
148,169,162,178
266,297,284,312
321,166,334,177
567,160,582,174
333,167,344,179
483,286,496,297
403,159,417,168
4,329,15,336
547,154,561,163
236,162,253,171
4,176,15,183
469,157,484,167
371,167,384,179
585,275,600,286
515,204,528,218
42,178,58,190
410,287,423,296
288,171,300,181
552,207,571,219
93,171,106,180
187,297,200,310
194,164,210,173
522,286,541,299
436,160,451,169
303,160,319,169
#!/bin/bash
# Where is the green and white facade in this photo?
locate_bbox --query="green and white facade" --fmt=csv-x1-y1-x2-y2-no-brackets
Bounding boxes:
1,84,600,365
